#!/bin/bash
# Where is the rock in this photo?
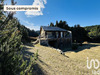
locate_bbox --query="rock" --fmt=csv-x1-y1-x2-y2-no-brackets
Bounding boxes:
56,49,65,55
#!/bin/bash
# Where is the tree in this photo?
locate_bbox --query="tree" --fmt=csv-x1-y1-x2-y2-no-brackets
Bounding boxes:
85,25,100,42
50,22,54,27
77,24,81,28
72,25,89,43
55,21,58,27
0,17,23,75
55,20,70,30
0,0,37,75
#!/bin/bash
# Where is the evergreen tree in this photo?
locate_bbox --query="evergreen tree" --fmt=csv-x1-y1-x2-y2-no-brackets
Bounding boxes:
0,0,38,75
55,21,58,27
72,25,89,43
50,22,54,27
85,25,100,42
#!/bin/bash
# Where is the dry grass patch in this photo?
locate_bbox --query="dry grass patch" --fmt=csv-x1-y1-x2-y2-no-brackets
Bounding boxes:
24,43,100,75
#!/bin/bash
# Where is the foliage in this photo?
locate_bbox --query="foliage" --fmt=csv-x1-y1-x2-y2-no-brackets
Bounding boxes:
28,29,39,37
17,24,39,43
85,25,100,42
50,22,54,27
51,20,100,43
0,17,23,75
85,25,100,36
71,44,78,50
34,50,38,60
55,20,70,30
0,0,38,75
0,16,38,75
71,25,89,43
49,20,89,43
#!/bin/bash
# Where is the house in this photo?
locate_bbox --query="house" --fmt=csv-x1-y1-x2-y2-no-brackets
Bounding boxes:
39,26,72,49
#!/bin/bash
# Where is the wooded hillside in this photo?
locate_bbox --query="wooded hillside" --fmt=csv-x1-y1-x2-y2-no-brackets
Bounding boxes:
84,25,100,42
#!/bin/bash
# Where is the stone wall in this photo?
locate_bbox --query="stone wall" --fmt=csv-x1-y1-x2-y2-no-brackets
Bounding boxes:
40,40,49,46
47,38,72,49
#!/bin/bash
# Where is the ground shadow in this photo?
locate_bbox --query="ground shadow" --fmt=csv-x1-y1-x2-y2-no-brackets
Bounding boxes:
24,43,35,47
22,49,34,61
22,43,35,61
62,43,100,53
22,44,46,75
32,64,47,75
38,59,49,67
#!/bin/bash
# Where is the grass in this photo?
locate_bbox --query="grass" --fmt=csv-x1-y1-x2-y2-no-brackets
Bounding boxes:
23,43,100,75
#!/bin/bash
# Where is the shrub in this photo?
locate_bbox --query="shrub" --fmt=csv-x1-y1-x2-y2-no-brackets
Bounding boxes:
72,44,78,50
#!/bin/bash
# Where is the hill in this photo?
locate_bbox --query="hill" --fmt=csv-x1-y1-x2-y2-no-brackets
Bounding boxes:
84,25,100,37
23,43,100,75
84,25,100,42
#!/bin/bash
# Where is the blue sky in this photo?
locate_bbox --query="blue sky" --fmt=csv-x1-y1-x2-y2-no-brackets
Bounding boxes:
5,0,100,30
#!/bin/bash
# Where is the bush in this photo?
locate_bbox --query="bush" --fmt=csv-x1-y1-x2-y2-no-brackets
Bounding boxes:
79,43,83,46
72,44,78,50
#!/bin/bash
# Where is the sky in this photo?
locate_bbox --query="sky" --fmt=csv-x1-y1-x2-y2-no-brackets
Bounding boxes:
4,0,100,31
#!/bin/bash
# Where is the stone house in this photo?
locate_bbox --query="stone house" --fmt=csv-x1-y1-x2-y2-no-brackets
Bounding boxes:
39,26,72,49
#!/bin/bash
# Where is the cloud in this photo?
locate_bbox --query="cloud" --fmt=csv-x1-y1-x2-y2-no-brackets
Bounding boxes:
25,0,47,16
23,20,40,31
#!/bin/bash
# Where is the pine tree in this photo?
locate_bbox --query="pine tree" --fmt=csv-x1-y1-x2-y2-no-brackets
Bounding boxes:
50,22,54,27
55,21,58,27
0,17,23,75
0,0,37,75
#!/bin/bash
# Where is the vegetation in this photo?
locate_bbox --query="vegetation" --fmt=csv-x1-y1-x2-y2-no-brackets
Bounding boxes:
49,20,100,43
17,24,39,43
49,20,89,44
71,44,78,50
85,25,100,42
25,43,100,75
0,0,38,75
0,0,100,74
